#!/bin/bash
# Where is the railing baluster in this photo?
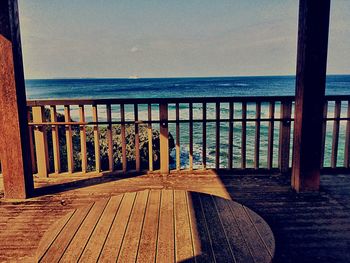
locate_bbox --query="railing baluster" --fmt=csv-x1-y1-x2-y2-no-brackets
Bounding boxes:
267,102,275,169
134,104,140,172
148,104,153,172
33,106,49,177
159,103,169,174
121,104,127,173
64,105,74,174
241,102,247,169
176,103,180,171
320,101,328,168
279,101,292,173
28,109,37,174
106,104,114,172
202,103,207,170
344,100,350,168
215,102,220,169
79,105,87,173
92,104,100,172
189,103,193,170
331,101,341,168
50,106,61,174
228,102,234,169
254,102,261,169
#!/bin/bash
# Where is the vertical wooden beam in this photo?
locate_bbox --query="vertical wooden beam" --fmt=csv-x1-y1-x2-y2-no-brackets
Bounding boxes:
344,101,350,168
292,0,331,192
320,101,328,168
241,102,247,169
254,102,261,169
92,105,100,172
106,104,114,172
121,104,127,173
159,103,169,174
175,103,180,171
215,102,220,169
64,105,74,174
279,101,292,173
148,104,153,172
28,110,37,174
228,102,234,169
331,101,341,168
0,0,34,198
134,104,140,172
50,105,61,174
79,105,87,173
267,102,275,170
33,106,49,177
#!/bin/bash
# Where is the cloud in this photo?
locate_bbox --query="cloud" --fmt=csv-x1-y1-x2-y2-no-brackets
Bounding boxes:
130,46,141,53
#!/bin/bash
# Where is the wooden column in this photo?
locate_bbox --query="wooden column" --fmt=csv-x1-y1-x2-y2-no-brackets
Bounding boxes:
292,0,331,192
159,103,169,174
0,0,34,198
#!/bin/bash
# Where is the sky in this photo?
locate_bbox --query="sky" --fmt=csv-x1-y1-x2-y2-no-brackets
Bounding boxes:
18,0,350,79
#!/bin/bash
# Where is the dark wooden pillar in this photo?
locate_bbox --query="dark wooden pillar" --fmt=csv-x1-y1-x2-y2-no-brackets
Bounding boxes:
0,0,34,198
292,0,331,192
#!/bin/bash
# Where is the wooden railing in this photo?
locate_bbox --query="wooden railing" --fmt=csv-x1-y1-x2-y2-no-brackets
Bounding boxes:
24,95,350,177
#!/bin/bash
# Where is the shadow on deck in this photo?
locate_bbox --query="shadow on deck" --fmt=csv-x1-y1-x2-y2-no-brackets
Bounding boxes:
0,171,350,262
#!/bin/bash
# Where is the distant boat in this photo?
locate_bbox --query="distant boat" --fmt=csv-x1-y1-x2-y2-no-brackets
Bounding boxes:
128,75,139,79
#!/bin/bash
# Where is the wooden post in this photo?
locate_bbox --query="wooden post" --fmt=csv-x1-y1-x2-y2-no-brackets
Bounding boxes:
159,103,169,174
64,105,74,173
50,106,61,174
0,0,34,198
279,101,292,173
292,0,331,192
33,106,49,177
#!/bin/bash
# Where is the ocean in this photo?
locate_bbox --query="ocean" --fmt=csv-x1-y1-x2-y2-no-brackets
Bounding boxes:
25,75,350,169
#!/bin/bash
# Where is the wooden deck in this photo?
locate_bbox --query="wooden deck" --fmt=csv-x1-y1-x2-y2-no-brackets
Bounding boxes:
1,171,350,262
36,189,274,262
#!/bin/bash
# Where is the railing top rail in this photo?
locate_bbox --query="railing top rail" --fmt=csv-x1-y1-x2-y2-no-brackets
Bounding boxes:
26,95,350,107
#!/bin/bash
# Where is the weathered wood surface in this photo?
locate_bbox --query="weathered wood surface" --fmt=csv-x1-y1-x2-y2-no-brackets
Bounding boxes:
1,172,350,262
35,189,274,263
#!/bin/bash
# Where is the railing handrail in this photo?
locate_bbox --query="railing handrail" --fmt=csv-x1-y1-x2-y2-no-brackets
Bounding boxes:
26,95,350,107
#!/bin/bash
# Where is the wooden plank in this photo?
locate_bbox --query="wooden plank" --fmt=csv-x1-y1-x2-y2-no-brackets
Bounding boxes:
92,105,101,172
79,105,87,173
331,101,341,168
64,105,74,174
156,190,175,263
199,193,235,262
33,106,49,177
77,195,124,262
120,104,127,173
39,203,94,263
176,103,181,170
228,102,234,169
345,101,350,168
254,102,261,169
213,197,254,263
174,190,194,262
227,202,272,263
118,190,149,262
267,102,275,170
216,102,220,169
0,0,34,199
202,103,207,169
98,192,137,261
50,106,60,174
292,0,331,192
148,104,153,172
320,102,328,168
278,101,292,173
241,102,247,169
186,192,214,262
134,104,140,172
60,199,109,261
189,103,194,170
136,190,161,263
159,103,169,174
106,104,114,172
28,110,37,174
36,210,76,261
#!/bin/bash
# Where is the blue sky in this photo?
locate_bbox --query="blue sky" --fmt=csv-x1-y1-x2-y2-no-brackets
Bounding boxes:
18,0,350,79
